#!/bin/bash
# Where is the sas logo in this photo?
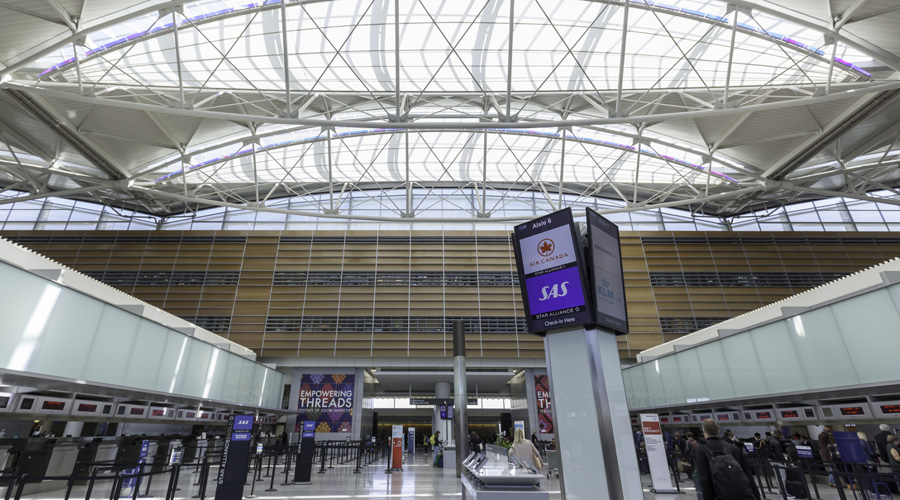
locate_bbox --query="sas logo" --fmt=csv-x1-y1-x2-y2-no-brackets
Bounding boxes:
537,239,555,256
539,281,569,301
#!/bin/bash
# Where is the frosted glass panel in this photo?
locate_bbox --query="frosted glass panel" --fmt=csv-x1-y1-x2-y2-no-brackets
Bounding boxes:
0,266,53,370
181,341,213,397
695,342,734,400
750,322,808,393
236,359,256,405
31,289,102,377
83,305,141,383
202,348,227,400
124,321,168,390
787,308,858,390
628,365,648,408
677,348,708,403
657,355,684,405
641,362,665,406
834,289,900,384
156,333,191,394
721,334,767,397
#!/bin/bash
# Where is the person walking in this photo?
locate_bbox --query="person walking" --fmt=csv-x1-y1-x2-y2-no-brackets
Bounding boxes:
694,418,760,500
510,428,543,471
431,431,442,467
819,426,837,487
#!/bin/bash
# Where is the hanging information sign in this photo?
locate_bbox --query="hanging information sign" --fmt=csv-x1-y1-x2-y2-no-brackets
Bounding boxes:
586,208,629,334
512,208,593,334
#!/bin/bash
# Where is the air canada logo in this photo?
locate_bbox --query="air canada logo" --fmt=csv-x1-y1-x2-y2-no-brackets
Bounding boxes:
538,239,555,256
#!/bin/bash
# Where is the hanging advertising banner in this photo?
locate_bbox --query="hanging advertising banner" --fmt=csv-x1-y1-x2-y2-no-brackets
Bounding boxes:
512,208,593,334
296,373,355,434
586,208,629,334
640,414,677,493
534,375,554,434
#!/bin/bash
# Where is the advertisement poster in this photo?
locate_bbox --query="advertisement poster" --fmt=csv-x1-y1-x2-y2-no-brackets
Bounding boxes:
534,375,554,434
640,414,677,493
296,373,355,433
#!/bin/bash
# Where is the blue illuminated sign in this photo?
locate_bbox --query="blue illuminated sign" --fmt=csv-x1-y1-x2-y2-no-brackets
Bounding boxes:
302,420,315,438
231,433,251,441
233,415,254,431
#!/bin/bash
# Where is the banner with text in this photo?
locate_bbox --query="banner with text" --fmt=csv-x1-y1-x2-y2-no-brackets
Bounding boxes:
534,375,554,434
296,373,355,434
640,413,677,493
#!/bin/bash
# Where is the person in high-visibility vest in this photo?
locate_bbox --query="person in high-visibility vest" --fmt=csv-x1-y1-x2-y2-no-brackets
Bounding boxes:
431,431,442,467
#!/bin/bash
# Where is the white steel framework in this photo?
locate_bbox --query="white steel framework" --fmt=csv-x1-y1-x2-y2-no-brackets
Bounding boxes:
0,0,898,222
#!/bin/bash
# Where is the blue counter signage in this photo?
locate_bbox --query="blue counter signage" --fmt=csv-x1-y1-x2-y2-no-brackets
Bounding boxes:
513,208,593,334
301,420,315,439
215,415,255,500
795,445,813,459
586,208,629,334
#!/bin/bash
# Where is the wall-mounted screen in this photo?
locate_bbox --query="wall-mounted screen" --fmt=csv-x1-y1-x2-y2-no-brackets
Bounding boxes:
839,406,865,416
780,410,799,418
716,414,729,421
881,405,900,414
41,401,66,411
77,403,98,413
755,411,772,419
152,409,165,417
130,408,145,415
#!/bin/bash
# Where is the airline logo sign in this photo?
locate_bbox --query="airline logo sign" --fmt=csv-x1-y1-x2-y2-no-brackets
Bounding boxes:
513,208,592,334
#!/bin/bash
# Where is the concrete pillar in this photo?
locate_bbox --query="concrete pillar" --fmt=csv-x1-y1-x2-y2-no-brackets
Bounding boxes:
63,421,84,438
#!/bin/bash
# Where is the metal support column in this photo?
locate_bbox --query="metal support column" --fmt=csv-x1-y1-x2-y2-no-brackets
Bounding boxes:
453,319,468,478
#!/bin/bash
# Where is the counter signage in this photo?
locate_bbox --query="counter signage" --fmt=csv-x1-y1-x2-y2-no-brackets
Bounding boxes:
881,405,900,414
755,412,772,419
301,420,315,439
839,406,865,416
796,445,813,459
512,208,593,334
215,415,255,500
780,410,799,419
585,209,629,334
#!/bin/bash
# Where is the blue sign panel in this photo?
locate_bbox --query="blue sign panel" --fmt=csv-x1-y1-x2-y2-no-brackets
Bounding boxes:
231,433,251,441
233,415,254,431
796,445,813,459
302,420,315,438
513,208,593,334
440,405,447,419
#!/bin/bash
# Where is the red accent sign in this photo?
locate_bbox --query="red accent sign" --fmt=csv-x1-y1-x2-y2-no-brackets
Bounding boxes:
780,411,799,418
717,414,729,421
840,406,865,416
41,401,66,411
755,412,772,419
881,405,900,414
77,403,98,412
152,409,165,417
130,408,145,415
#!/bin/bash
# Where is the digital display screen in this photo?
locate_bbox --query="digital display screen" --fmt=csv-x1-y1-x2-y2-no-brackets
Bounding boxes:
200,413,211,419
717,414,729,421
77,403,98,413
755,412,772,419
840,406,865,416
780,411,799,418
41,401,66,411
513,208,593,334
881,405,900,414
20,398,34,410
804,408,815,418
822,407,834,417
117,406,126,415
184,411,195,418
152,409,165,417
673,416,682,422
0,396,10,408
102,405,112,414
130,408,145,415
660,417,668,423
586,208,629,334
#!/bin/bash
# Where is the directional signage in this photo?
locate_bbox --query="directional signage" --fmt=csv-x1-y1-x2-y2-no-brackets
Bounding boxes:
586,208,629,334
513,208,593,334
409,398,477,406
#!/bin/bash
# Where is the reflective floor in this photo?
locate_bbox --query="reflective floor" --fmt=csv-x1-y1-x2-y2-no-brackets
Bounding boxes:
17,453,859,500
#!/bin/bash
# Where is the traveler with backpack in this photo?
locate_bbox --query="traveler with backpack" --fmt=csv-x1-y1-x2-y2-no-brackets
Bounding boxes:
431,431,443,467
695,419,760,500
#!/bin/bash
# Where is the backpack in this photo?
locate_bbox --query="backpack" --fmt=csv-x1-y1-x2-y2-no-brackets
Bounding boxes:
700,443,755,500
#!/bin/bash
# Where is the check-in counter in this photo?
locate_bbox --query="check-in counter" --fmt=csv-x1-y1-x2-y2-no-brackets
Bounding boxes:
19,441,80,494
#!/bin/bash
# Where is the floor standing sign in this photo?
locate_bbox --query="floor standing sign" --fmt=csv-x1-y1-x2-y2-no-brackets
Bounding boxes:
639,414,677,493
407,427,415,454
390,425,403,471
293,421,316,484
214,415,254,500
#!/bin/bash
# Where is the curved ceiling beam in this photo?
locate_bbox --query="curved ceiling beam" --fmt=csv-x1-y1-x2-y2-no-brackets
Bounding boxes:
7,80,900,130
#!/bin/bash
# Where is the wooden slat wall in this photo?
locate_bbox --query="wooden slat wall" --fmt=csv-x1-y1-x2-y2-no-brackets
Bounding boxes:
4,230,898,361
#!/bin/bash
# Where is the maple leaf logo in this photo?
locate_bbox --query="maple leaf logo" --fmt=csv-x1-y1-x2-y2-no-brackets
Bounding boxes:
538,238,555,256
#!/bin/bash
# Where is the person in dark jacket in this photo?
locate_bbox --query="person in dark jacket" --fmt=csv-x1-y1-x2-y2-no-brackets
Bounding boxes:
887,435,900,492
694,419,760,500
766,430,788,497
876,424,892,463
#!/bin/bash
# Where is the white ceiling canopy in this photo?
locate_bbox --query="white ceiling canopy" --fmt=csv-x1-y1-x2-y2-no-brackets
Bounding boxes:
1,0,899,221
